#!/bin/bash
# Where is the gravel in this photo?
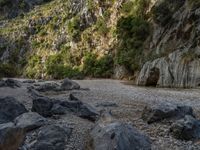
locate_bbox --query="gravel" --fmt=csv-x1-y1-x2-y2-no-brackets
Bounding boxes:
1,79,200,150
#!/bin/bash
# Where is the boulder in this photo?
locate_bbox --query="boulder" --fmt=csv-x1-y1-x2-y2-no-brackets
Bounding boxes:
31,94,99,121
0,122,25,150
32,97,53,117
142,103,194,124
78,103,99,121
35,82,61,92
60,78,80,90
0,79,21,88
170,115,200,140
86,117,151,150
14,112,47,132
30,125,72,150
0,97,27,124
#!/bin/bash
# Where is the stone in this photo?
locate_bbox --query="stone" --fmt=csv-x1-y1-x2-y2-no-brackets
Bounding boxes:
0,122,25,150
14,112,47,132
86,120,151,150
78,103,99,121
35,82,61,92
30,125,72,150
170,115,200,140
142,103,194,124
31,97,53,117
50,104,66,115
0,79,22,88
60,78,80,90
0,97,27,124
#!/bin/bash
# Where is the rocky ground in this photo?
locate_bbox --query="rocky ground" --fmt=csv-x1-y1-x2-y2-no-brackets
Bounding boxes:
1,79,200,150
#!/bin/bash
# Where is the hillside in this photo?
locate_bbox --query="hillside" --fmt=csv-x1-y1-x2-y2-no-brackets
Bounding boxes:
1,0,200,88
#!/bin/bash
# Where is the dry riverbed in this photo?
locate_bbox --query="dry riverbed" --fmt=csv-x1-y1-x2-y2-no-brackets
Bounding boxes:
1,79,200,150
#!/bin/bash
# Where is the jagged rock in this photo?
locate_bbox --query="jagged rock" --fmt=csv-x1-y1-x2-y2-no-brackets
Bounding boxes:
0,122,25,150
35,82,61,92
14,112,47,132
78,103,99,121
30,125,72,150
32,97,53,117
60,78,80,90
0,97,27,124
31,94,99,121
137,51,200,88
50,104,66,115
0,79,21,88
170,115,200,140
96,102,118,107
86,112,151,150
142,103,194,124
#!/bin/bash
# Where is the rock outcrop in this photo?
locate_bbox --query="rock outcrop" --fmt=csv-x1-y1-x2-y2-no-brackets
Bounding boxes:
137,1,200,88
0,97,27,124
142,102,194,124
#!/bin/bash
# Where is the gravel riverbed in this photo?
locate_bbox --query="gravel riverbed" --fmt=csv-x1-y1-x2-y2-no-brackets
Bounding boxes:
1,79,200,150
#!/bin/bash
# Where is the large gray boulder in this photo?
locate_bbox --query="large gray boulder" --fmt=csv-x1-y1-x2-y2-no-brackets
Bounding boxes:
60,78,80,90
142,103,194,124
31,94,99,121
31,97,53,117
35,82,61,92
0,97,27,124
30,125,72,150
14,112,47,132
86,112,151,150
170,115,200,140
0,79,21,88
0,122,25,150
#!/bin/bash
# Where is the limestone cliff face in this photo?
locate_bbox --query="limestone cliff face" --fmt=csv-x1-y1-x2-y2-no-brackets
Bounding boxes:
137,0,200,88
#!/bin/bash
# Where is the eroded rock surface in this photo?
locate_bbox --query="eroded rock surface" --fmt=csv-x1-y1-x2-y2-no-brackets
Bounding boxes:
142,102,194,124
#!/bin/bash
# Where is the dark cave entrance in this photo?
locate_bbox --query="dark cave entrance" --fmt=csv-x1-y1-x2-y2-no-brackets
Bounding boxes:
145,67,160,87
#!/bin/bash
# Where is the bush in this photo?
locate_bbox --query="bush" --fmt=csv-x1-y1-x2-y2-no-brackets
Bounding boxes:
0,63,18,77
45,53,82,79
116,16,150,72
83,53,114,78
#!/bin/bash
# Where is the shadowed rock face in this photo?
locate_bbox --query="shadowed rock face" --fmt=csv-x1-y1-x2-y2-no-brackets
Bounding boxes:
170,115,200,140
145,67,160,87
0,97,27,124
137,0,200,88
142,103,195,124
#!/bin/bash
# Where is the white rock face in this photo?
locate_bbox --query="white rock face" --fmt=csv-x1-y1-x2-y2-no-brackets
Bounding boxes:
137,50,200,88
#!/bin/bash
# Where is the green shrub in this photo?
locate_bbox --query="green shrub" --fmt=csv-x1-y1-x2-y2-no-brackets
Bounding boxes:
0,63,18,77
95,17,109,35
83,53,114,78
116,16,150,72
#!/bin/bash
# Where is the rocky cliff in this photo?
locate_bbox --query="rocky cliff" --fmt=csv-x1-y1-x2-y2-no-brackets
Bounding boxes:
0,0,200,88
137,0,200,88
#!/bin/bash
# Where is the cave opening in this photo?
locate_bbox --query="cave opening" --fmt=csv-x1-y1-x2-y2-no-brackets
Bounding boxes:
145,67,160,87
